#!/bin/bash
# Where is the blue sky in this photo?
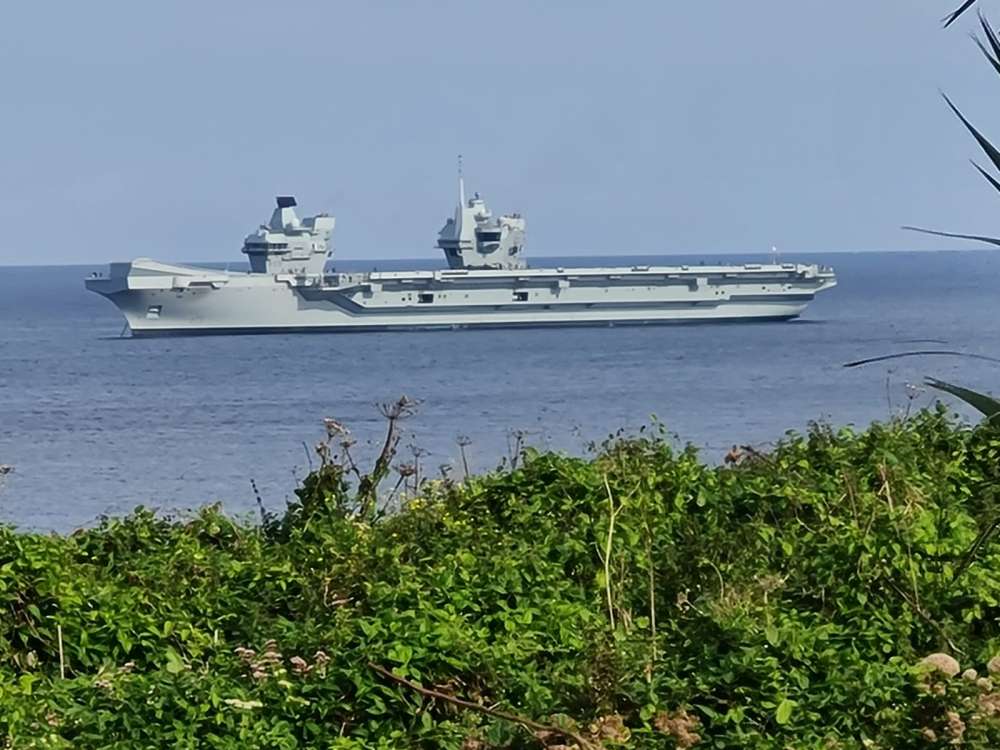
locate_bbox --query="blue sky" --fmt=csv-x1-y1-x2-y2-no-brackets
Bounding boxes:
2,0,999,264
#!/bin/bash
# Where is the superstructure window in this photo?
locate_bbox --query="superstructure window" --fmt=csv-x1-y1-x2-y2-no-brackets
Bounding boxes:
418,293,435,304
243,242,289,250
513,291,529,302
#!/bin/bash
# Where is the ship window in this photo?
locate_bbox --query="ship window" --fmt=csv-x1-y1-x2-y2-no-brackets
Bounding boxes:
513,291,528,302
418,293,434,304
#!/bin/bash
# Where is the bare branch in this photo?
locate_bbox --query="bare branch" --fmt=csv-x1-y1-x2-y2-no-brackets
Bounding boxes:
368,662,599,750
456,435,472,480
357,397,420,520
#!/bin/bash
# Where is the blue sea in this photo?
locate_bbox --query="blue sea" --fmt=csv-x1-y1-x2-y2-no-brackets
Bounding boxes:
2,251,999,531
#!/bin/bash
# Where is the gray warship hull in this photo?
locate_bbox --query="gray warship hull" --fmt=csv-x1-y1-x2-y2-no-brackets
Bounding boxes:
86,188,837,335
87,259,836,336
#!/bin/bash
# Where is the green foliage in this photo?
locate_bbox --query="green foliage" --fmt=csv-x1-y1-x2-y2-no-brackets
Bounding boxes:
5,409,1000,747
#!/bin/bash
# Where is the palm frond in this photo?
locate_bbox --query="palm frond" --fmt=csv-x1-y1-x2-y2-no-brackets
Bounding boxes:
901,225,1000,246
844,351,1000,368
973,35,1000,76
942,92,1000,173
971,159,1000,194
945,0,981,28
926,377,1000,420
976,11,1000,74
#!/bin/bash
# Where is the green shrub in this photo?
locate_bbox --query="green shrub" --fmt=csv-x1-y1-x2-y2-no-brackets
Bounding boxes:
3,408,1000,747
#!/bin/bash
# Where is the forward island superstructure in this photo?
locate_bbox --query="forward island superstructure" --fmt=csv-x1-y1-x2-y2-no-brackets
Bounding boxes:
86,179,837,336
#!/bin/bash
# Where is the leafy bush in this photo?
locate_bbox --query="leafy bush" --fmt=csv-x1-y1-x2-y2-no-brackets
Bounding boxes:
4,408,1000,747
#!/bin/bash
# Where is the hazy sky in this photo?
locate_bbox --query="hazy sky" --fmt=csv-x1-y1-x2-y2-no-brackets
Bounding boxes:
2,1,1000,264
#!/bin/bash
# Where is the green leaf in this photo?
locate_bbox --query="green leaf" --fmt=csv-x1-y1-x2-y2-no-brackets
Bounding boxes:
388,644,413,665
775,698,795,726
18,674,36,694
764,624,780,647
164,647,186,674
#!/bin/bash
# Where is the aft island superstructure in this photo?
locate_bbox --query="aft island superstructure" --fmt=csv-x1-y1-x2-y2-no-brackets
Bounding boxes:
86,180,837,336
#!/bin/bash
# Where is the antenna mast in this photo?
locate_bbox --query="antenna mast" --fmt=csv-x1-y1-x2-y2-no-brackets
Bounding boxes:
458,154,466,207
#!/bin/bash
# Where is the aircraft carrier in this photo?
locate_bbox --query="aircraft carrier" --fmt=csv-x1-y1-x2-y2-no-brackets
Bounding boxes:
86,179,837,336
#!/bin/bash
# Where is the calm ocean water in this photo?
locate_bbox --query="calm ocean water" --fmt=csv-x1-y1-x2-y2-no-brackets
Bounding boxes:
2,251,999,530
